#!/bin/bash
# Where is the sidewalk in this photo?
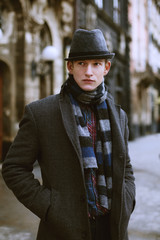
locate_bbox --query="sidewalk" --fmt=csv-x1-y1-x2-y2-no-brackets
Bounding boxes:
128,133,160,240
0,166,40,240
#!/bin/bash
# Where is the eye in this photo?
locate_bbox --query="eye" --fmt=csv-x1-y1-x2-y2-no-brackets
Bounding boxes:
78,61,85,66
94,62,101,66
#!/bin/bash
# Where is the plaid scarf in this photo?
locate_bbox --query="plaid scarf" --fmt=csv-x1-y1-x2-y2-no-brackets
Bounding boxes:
64,75,112,210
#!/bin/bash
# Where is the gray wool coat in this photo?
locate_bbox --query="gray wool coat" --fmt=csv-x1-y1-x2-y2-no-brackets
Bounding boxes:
2,89,135,240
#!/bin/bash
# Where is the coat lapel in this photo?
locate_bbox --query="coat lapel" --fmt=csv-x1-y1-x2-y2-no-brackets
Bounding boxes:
106,96,126,188
106,96,127,227
106,96,126,154
59,92,84,174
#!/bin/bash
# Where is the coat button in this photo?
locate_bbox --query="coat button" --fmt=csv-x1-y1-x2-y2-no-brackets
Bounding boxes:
119,154,123,159
80,195,86,202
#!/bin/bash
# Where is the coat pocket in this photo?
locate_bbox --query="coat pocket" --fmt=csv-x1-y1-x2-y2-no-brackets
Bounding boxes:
45,188,60,224
45,188,74,239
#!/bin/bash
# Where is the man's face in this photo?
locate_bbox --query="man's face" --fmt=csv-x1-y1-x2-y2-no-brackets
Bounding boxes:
67,59,111,91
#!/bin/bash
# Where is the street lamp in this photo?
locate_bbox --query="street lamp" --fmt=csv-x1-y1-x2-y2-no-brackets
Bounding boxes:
31,45,58,98
31,45,58,80
0,28,3,39
41,45,58,61
0,7,4,40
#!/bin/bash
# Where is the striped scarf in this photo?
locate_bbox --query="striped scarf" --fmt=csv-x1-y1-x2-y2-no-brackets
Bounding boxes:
64,75,112,211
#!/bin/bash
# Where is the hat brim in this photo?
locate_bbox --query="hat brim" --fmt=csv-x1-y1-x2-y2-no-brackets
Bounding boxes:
64,53,115,61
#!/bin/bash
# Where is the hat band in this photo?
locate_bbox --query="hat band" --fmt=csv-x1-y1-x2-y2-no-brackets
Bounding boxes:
69,51,111,58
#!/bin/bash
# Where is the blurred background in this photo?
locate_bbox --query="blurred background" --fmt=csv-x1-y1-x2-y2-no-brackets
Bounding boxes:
0,0,160,239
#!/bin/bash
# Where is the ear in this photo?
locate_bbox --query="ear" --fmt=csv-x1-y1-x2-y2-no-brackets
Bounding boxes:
104,61,111,76
67,61,74,74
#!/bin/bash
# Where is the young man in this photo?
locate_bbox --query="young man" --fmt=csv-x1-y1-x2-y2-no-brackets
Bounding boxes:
2,29,135,240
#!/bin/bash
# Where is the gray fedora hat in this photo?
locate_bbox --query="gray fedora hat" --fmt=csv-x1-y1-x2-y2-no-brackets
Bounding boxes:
65,29,115,61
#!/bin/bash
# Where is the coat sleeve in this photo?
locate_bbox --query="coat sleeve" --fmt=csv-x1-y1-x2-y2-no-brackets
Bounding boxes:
2,105,51,220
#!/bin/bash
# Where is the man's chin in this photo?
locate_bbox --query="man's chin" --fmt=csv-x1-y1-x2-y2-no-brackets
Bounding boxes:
81,85,97,92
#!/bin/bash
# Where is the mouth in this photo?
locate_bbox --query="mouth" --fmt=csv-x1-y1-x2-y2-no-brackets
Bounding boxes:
82,79,95,83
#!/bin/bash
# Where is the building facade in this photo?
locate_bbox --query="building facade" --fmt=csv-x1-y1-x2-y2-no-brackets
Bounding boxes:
128,0,160,138
0,0,74,161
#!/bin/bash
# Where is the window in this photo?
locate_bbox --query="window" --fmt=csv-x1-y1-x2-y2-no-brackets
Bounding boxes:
113,0,121,24
115,73,123,105
94,0,103,9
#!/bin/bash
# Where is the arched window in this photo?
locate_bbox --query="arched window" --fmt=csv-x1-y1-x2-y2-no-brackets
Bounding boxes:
39,23,53,99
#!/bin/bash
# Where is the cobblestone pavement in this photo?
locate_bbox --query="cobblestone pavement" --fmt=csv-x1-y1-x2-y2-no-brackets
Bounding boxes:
0,134,160,239
0,226,32,240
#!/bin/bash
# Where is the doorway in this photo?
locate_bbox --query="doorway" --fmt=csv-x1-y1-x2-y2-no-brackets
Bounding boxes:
0,73,2,161
0,61,11,161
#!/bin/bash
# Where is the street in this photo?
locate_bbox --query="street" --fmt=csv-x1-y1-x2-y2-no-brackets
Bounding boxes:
0,166,40,240
0,133,160,239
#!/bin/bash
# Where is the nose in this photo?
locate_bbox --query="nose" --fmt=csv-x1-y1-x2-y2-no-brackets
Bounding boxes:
85,64,93,77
